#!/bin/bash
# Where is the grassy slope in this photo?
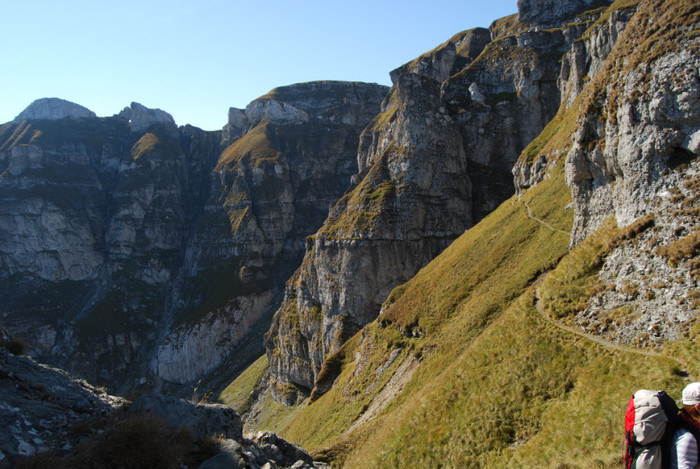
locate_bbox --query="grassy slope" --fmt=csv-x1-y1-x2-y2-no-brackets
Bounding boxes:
278,160,686,469
223,1,697,466
218,355,303,433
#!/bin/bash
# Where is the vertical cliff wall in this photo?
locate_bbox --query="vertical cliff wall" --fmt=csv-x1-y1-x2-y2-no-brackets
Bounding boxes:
154,82,388,385
265,1,616,404
0,83,388,391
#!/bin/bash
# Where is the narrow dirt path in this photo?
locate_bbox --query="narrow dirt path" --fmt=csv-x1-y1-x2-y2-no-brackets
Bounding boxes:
532,279,664,358
514,198,659,357
519,199,572,236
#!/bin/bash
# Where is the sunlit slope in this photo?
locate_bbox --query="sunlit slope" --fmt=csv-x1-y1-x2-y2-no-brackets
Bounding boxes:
220,0,700,465
274,160,687,468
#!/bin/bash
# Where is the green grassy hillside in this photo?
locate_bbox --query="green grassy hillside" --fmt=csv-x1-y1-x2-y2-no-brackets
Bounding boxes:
217,1,699,466
270,159,687,468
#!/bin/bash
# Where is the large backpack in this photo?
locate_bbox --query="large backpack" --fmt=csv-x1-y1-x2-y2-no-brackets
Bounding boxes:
624,389,679,469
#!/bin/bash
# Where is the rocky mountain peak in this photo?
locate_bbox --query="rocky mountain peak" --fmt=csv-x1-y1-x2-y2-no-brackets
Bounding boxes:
517,0,613,24
118,101,176,133
14,97,97,121
245,81,389,126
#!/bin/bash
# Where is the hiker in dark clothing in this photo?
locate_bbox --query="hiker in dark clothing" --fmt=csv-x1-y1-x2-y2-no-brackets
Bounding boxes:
670,383,700,469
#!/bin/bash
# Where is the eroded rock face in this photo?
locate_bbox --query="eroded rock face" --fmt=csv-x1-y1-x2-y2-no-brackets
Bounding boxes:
565,24,700,245
557,8,636,109
266,11,606,404
574,162,700,347
517,0,613,24
512,3,637,191
155,293,274,384
0,84,387,392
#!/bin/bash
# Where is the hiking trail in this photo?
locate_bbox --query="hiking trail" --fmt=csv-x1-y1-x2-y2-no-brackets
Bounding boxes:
517,198,572,236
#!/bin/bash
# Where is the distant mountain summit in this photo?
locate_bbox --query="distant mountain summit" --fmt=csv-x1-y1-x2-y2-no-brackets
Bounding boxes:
14,97,96,121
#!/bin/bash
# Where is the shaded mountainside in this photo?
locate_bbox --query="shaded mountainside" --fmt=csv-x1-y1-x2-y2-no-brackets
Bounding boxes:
0,333,326,468
0,82,388,393
221,0,700,467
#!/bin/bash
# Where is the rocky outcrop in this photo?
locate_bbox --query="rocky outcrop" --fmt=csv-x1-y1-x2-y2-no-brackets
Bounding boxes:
564,0,700,245
512,2,638,191
517,0,613,24
0,83,387,392
118,101,177,133
14,98,97,121
266,7,611,404
0,347,126,466
0,338,322,468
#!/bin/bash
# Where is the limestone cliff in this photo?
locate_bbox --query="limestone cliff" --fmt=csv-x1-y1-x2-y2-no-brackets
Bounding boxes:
245,3,699,467
0,82,387,391
517,0,612,25
555,0,699,346
509,0,700,347
265,2,616,404
154,82,388,385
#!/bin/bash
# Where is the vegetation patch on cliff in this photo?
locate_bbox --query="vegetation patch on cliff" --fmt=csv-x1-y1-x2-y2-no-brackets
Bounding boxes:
131,132,181,160
217,121,281,169
318,144,399,239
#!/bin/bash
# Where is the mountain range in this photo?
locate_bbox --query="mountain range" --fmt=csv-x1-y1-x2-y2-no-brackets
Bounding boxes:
1,0,699,467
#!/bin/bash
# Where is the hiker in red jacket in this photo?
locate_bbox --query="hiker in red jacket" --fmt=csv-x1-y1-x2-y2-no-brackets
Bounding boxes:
670,383,700,469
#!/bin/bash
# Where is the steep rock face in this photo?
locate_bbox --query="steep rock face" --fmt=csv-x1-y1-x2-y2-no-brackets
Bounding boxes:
155,293,273,383
517,0,612,24
153,82,388,385
513,0,700,344
266,8,611,404
557,7,637,108
512,2,638,190
0,114,222,387
563,0,700,245
0,83,387,391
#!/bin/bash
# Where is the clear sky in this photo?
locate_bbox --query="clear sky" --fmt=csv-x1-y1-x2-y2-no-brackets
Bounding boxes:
2,1,517,130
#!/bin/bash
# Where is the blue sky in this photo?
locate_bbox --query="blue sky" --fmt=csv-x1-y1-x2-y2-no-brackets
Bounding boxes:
2,1,517,130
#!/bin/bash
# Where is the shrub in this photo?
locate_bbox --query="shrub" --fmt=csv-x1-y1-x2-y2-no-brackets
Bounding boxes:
656,230,700,267
95,414,189,469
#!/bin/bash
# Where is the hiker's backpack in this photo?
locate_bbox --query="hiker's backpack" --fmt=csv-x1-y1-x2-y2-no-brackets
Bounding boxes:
624,389,679,469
